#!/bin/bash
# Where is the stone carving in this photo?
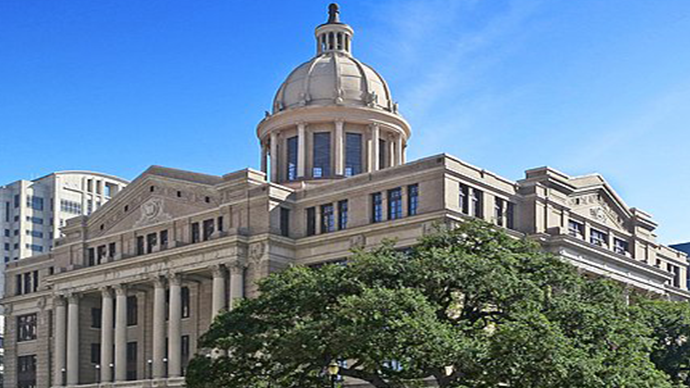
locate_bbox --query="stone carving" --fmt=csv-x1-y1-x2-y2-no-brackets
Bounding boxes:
590,207,607,224
349,234,366,249
248,242,266,263
134,197,172,228
570,193,625,228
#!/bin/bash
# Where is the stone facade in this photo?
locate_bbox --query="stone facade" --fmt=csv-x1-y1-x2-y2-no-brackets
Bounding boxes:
1,4,688,388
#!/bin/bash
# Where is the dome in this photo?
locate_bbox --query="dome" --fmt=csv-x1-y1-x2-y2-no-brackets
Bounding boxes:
273,52,396,114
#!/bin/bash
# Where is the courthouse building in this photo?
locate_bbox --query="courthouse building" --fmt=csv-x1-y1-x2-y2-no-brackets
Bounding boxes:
2,4,688,388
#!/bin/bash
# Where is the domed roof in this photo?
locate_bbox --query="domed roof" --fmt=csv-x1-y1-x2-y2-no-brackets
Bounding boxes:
273,52,396,114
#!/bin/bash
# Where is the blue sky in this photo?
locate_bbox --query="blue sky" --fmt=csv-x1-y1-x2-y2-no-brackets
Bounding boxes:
1,0,689,243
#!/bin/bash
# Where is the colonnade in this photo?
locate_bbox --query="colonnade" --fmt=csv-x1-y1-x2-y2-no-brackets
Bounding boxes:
52,262,245,385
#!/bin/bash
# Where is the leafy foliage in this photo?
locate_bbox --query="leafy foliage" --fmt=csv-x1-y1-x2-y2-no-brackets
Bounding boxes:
187,220,673,388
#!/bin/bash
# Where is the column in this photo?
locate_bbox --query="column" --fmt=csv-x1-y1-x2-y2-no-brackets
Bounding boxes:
297,123,307,178
370,123,380,171
270,132,278,182
151,278,166,379
260,143,268,174
229,261,245,310
66,293,80,386
114,285,128,381
334,120,344,176
211,265,227,318
53,296,67,386
388,137,395,168
168,274,182,377
396,138,403,166
100,288,114,383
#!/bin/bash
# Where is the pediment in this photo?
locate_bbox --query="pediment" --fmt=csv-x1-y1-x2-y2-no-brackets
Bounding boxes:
568,190,630,232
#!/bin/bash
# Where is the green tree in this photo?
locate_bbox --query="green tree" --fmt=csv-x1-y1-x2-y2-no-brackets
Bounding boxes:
187,220,672,388
633,297,690,386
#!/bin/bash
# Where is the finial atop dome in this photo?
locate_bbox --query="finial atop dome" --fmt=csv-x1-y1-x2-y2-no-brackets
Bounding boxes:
327,3,341,24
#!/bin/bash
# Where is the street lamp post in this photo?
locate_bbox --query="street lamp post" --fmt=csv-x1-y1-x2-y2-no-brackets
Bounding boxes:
61,368,66,386
163,357,169,378
109,363,115,382
327,360,340,388
148,359,153,380
95,364,101,384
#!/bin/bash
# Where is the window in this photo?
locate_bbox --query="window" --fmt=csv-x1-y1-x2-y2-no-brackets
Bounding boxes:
33,270,38,292
191,222,200,243
217,216,224,233
4,201,9,222
459,184,469,214
25,243,43,252
280,208,290,237
97,245,106,264
127,296,138,326
60,199,82,214
494,198,505,227
92,308,102,328
472,189,483,218
506,202,515,229
17,355,37,388
568,220,584,238
613,238,629,255
14,194,20,208
160,230,169,250
4,229,9,237
26,196,44,211
306,207,316,236
668,264,681,288
26,216,43,225
388,188,403,220
321,203,335,233
87,199,93,214
24,272,32,294
371,192,383,223
345,133,362,176
338,200,348,230
408,184,419,216
203,219,215,241
91,343,101,364
182,286,190,318
27,230,43,238
378,139,386,169
313,132,331,178
136,236,145,256
126,341,138,381
182,335,191,372
146,233,157,254
108,242,117,259
17,313,37,342
590,229,608,247
287,136,298,181
16,274,22,295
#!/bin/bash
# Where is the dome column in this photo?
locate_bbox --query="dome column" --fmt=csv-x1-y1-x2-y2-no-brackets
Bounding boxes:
388,136,395,168
297,123,307,178
334,119,344,176
270,132,279,182
396,138,404,165
260,142,268,174
368,123,380,172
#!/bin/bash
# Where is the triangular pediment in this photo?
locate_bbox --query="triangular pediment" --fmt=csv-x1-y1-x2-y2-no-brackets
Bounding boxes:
567,181,632,233
83,166,223,238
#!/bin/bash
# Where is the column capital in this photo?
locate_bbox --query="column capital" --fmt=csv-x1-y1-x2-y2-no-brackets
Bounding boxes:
112,284,127,296
369,122,380,130
228,259,247,275
334,118,345,126
151,276,166,288
168,272,183,286
53,294,67,306
66,292,80,303
211,264,225,278
297,121,308,129
100,287,112,298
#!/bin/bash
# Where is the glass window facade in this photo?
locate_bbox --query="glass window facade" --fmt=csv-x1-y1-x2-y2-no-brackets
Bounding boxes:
321,203,335,233
313,132,331,178
345,133,362,176
372,192,383,223
408,184,419,216
388,188,403,220
287,136,298,181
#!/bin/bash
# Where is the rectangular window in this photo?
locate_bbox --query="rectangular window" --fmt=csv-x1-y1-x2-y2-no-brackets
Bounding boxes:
26,196,44,211
280,208,290,237
97,245,106,264
182,286,190,318
306,207,316,236
203,219,215,241
506,202,515,229
590,229,608,247
613,238,629,255
459,184,469,214
668,264,681,288
217,216,224,233
108,242,117,258
33,270,38,292
14,194,20,208
26,244,43,253
471,189,483,218
287,136,298,181
127,295,138,326
160,230,169,250
321,203,335,233
388,188,403,220
182,335,191,371
408,184,419,216
495,198,505,227
338,200,348,230
312,132,331,178
60,199,82,214
378,139,386,169
4,201,9,222
17,313,37,342
568,220,584,238
16,274,22,296
92,307,102,328
126,341,138,381
27,230,43,238
191,222,200,243
26,216,43,225
146,233,157,254
91,343,101,364
371,192,383,223
88,247,96,266
17,355,37,388
136,236,145,255
24,272,32,294
345,133,362,176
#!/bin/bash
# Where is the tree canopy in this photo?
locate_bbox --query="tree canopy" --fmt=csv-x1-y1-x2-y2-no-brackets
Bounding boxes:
187,220,678,388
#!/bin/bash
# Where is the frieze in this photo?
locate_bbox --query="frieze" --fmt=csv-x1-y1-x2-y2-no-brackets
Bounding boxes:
569,193,626,228
133,197,172,228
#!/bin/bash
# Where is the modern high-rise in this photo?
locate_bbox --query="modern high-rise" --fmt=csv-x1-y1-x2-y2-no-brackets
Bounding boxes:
0,172,128,294
1,5,687,388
